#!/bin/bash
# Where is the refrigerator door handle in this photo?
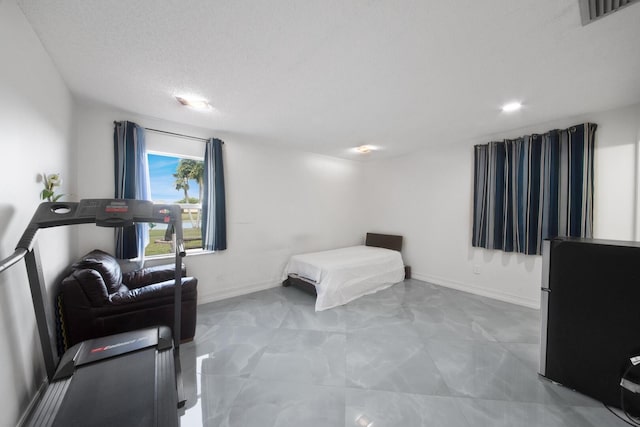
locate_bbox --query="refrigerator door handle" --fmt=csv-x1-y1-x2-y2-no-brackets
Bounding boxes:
539,240,551,377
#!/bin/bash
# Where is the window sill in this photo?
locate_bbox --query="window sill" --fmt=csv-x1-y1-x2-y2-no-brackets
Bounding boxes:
145,248,215,261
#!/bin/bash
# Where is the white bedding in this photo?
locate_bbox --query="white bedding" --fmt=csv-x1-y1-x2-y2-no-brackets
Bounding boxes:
283,245,405,311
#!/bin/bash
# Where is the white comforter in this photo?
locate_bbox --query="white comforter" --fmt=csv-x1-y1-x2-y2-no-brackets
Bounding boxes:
284,245,405,311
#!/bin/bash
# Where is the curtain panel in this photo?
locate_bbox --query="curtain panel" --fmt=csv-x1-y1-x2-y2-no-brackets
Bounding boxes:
113,121,151,259
202,138,227,251
472,123,596,255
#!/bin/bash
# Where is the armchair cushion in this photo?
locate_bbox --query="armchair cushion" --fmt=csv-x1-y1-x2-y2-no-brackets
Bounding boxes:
70,269,109,307
72,249,123,293
110,277,198,305
123,263,187,289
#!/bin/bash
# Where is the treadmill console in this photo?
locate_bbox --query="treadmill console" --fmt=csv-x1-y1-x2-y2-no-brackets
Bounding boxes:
17,199,183,251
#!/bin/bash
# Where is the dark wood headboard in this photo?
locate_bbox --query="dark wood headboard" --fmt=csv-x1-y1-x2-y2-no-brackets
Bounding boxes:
365,233,403,252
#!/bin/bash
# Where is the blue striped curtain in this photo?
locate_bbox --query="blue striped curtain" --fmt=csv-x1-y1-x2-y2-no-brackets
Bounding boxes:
201,138,227,251
472,123,596,255
113,121,151,259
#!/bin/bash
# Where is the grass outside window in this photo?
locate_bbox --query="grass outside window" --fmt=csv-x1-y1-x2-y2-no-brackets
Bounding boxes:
146,212,203,256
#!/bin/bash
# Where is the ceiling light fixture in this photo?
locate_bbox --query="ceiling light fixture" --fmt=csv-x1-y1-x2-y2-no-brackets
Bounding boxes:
355,145,373,154
176,96,211,110
501,101,522,113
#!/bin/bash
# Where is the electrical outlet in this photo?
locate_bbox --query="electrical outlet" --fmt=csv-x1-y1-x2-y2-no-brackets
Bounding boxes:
473,265,481,274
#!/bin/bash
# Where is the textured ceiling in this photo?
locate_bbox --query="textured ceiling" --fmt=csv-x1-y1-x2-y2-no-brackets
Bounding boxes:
16,0,640,160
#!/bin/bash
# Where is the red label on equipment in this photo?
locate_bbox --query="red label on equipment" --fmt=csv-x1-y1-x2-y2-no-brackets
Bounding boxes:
105,207,128,213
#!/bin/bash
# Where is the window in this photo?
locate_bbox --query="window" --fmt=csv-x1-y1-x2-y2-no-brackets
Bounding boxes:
146,152,205,256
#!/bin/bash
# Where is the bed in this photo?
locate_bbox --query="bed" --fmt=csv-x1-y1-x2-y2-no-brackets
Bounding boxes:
282,233,405,311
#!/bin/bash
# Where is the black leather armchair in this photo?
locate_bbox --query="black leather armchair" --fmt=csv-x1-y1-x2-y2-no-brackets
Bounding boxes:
58,249,197,350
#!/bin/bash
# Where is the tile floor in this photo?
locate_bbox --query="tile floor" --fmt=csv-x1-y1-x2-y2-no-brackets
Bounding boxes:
178,279,629,426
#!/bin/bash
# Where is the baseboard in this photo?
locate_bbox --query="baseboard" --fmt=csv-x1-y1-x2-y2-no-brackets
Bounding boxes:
197,280,280,305
413,272,540,310
196,274,540,310
17,379,48,427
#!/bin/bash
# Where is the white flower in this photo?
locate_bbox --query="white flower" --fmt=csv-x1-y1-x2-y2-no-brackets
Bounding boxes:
47,173,62,187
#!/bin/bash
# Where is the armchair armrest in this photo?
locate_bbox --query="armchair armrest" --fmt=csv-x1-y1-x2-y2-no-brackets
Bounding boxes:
123,263,187,289
109,277,198,305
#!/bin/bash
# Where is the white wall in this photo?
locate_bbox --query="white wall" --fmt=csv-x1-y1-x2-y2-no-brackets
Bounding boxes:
73,100,367,303
0,0,75,425
364,102,640,309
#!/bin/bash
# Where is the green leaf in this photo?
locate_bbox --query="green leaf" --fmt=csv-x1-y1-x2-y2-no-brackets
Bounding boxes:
41,189,53,200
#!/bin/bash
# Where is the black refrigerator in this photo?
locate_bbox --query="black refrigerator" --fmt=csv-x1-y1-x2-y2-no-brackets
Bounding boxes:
540,237,640,409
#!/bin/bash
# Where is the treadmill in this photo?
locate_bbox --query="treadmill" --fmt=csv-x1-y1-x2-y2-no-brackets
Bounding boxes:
0,199,187,427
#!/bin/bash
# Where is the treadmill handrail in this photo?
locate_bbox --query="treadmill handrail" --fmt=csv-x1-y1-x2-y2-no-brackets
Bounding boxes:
0,248,28,274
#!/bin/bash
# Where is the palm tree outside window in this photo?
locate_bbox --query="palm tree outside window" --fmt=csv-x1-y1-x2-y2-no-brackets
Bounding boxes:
147,153,204,256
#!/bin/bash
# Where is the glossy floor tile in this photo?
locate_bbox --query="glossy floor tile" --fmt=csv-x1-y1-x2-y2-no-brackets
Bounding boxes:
179,279,627,426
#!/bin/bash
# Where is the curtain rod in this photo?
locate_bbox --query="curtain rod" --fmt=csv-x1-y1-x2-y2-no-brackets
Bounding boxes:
145,127,213,143
113,121,223,143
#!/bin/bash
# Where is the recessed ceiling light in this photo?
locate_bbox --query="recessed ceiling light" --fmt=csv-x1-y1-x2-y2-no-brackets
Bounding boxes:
356,415,373,427
501,101,522,113
355,145,373,153
176,96,211,110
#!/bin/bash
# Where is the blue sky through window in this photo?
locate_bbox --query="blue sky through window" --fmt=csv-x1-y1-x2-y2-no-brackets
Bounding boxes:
148,153,201,203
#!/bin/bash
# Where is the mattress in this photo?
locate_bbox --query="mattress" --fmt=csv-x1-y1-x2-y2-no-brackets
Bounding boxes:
284,245,405,311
